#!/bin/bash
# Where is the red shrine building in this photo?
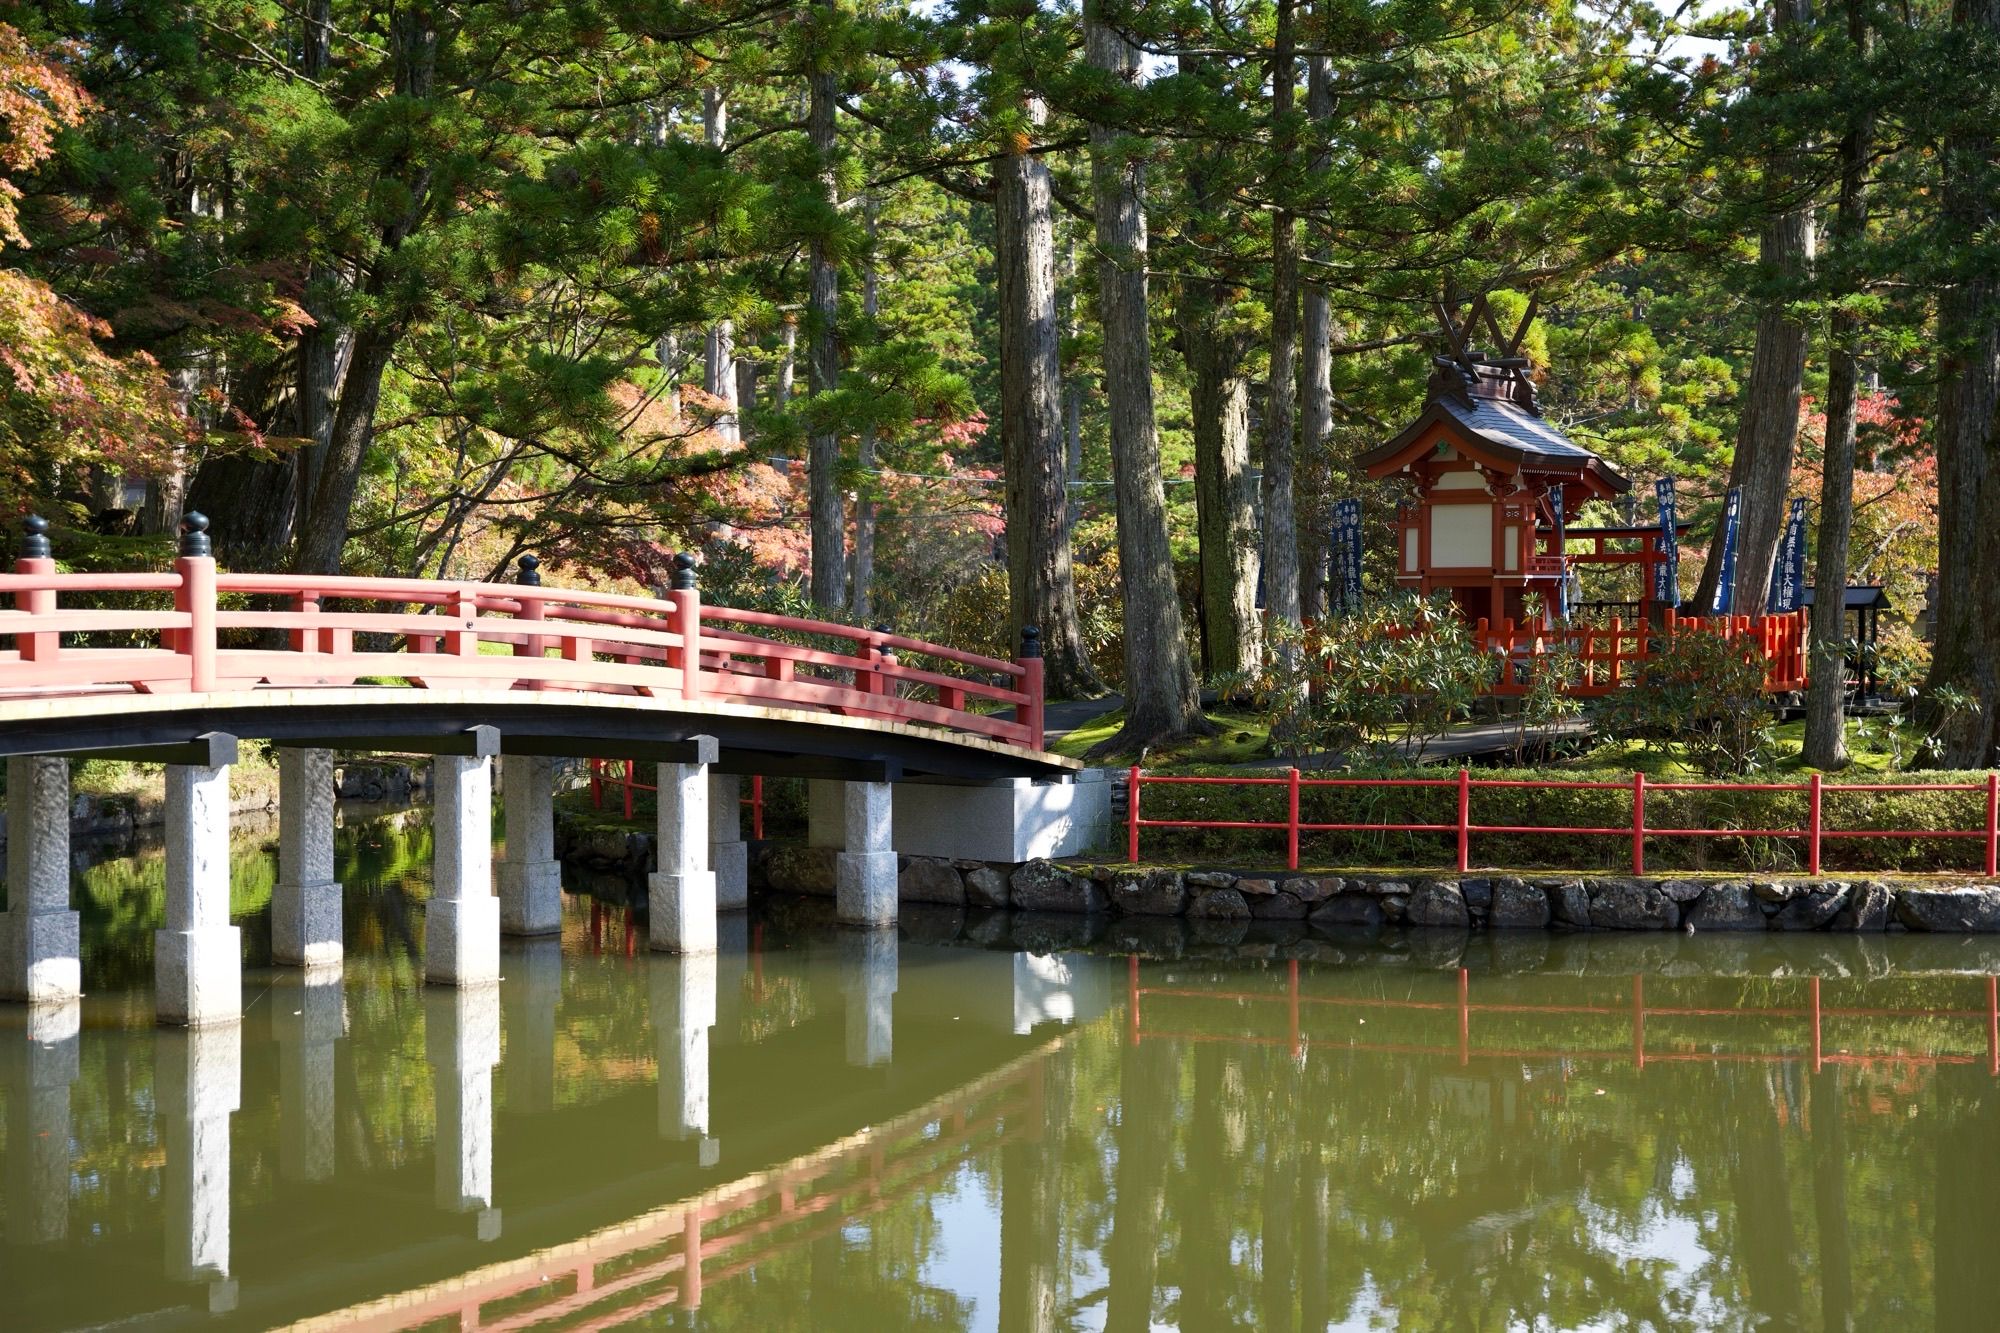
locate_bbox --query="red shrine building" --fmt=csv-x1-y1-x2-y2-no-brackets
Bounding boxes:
1357,317,1628,629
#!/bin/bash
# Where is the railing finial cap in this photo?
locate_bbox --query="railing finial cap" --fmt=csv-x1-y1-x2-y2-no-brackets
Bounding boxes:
517,553,542,586
671,551,698,591
178,511,212,558
19,514,51,560
1019,624,1042,658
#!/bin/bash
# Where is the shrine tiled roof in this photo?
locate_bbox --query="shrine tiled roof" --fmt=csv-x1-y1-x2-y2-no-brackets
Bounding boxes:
1437,395,1603,465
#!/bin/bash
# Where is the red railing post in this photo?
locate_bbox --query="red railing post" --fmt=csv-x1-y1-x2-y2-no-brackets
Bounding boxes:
1127,764,1142,863
175,512,218,692
624,758,636,822
590,759,603,810
1631,770,1647,875
1808,772,1823,876
513,552,546,687
1287,766,1302,871
1456,767,1472,873
750,774,765,841
13,515,57,666
1017,626,1046,749
671,553,702,702
1986,772,1999,879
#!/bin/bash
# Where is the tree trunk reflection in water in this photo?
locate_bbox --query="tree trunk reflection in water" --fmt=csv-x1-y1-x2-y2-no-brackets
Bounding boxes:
1106,1035,1178,1332
1174,1044,1236,1329
1727,1066,1804,1325
1261,1045,1300,1333
999,1049,1070,1333
1809,1066,1853,1333
1934,1066,2000,1332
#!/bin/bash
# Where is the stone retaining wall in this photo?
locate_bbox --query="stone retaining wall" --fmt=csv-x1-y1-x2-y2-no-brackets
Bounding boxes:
753,843,2000,934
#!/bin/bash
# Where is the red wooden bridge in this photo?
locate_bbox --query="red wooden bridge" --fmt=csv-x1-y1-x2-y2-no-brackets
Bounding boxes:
0,515,1065,782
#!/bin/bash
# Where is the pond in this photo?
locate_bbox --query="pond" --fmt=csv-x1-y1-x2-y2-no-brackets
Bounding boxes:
5,815,2000,1330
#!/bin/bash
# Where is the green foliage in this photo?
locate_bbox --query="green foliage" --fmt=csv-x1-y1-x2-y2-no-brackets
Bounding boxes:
1232,595,1495,766
1598,626,1776,778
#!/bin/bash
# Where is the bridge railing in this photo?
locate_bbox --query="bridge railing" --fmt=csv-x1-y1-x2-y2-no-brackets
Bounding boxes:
0,514,1046,751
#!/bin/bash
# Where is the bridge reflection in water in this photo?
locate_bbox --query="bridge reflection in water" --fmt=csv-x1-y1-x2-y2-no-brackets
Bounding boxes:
8,919,2000,1330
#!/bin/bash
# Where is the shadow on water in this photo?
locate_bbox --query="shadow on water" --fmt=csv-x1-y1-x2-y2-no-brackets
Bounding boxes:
4,817,2000,1330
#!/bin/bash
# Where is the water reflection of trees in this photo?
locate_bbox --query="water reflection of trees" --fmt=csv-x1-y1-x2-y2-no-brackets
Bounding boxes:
1040,962,1993,1332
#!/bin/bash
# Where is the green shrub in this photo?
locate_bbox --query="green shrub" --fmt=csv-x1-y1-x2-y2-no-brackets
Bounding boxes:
1597,626,1774,777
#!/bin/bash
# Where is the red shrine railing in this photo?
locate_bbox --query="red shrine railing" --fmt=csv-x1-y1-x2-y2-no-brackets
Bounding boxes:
1471,607,1810,696
590,759,765,837
1127,766,2000,875
0,515,1047,750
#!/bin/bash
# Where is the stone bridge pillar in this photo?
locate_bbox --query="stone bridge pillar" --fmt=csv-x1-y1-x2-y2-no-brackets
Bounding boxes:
273,972,346,1184
1,755,78,1005
651,952,720,1166
427,985,502,1241
158,746,241,1026
2,1000,79,1244
159,1024,240,1313
709,772,748,911
650,738,719,954
273,746,342,968
838,781,898,927
498,755,563,936
427,738,500,986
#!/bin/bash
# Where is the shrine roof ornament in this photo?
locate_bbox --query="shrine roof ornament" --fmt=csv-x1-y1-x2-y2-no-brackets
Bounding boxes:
1357,293,1631,498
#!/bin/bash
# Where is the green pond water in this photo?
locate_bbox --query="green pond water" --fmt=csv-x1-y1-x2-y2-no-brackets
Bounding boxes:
6,812,2000,1330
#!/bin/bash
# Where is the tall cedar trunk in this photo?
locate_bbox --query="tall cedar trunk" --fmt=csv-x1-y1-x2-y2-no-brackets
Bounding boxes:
703,88,739,444
1062,232,1086,530
1297,50,1336,621
997,1049,1068,1333
1178,282,1262,677
1803,3,1872,769
807,24,845,610
1085,5,1205,748
296,328,401,573
1693,0,1815,614
996,104,1106,696
776,314,797,407
294,0,341,550
1261,0,1302,626
1922,0,2000,766
852,208,879,622
293,5,435,575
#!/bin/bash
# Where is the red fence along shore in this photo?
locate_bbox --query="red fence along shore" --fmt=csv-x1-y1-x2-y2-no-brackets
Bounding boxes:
1128,766,2000,876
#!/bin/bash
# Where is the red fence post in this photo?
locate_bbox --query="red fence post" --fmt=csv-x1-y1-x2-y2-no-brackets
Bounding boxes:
1631,771,1647,875
1456,767,1472,873
1017,626,1046,749
1287,766,1302,871
671,553,702,703
1127,765,1141,863
175,512,218,692
624,759,636,822
1986,772,1999,879
14,516,57,666
751,774,765,841
590,759,603,810
1808,772,1823,877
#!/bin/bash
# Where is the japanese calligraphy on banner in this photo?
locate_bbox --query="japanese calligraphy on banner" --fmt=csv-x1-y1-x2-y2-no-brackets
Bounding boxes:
1653,477,1680,608
1767,497,1808,613
1550,486,1569,622
1332,499,1363,614
1712,487,1741,614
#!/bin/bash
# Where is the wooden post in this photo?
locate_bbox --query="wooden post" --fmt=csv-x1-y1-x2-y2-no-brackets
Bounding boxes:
1631,770,1647,875
671,553,702,703
175,512,218,693
1456,767,1472,873
1807,772,1823,877
1127,764,1142,863
1985,772,1998,879
1287,766,1302,871
1017,626,1046,748
14,516,57,667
